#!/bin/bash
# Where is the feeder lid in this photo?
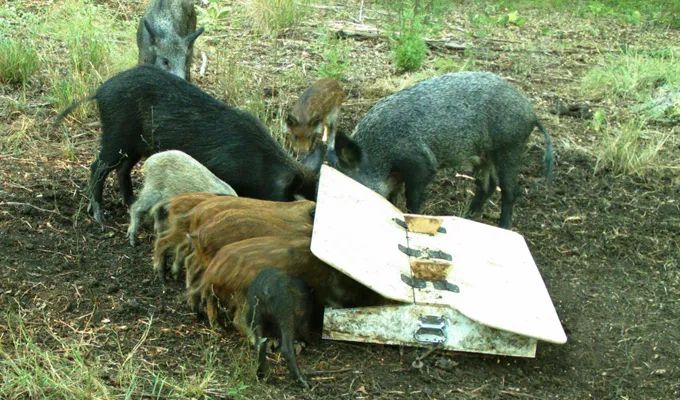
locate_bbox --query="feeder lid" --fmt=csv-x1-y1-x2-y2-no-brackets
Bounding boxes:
311,165,567,345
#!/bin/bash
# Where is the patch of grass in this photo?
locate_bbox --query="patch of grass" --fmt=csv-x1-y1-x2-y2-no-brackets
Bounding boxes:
581,49,680,103
317,35,350,80
0,312,256,399
48,73,96,121
213,48,283,142
495,0,678,27
392,9,428,72
593,115,678,176
39,0,136,121
432,56,475,73
246,0,308,36
0,314,112,398
0,38,41,87
0,114,38,155
197,0,232,32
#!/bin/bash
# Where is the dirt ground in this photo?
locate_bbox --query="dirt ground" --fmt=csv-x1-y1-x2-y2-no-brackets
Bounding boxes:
1,1,679,399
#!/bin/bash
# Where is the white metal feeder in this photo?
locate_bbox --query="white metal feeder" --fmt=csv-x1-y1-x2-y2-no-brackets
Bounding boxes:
311,165,567,357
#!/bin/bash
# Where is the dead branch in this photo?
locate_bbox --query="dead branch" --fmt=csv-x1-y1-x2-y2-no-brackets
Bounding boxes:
306,367,354,376
1,201,70,221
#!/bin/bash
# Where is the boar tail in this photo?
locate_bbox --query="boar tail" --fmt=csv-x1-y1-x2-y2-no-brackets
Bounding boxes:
536,121,554,182
53,94,96,126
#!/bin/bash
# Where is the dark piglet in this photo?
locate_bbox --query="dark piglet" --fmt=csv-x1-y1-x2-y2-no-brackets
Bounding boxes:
137,0,204,81
55,65,318,223
334,71,554,228
246,267,319,388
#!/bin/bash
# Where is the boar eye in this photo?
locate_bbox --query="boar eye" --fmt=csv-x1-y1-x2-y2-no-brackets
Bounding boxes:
161,58,170,68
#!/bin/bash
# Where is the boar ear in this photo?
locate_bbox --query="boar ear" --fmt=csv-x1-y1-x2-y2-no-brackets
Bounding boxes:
185,27,204,46
286,113,299,128
334,130,362,170
144,19,159,44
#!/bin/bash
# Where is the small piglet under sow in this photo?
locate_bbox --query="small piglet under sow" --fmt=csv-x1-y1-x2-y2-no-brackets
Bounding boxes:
55,65,318,223
137,0,204,81
126,150,237,246
336,71,554,229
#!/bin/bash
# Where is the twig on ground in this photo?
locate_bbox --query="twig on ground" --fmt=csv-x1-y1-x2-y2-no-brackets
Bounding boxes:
1,201,70,221
306,367,354,376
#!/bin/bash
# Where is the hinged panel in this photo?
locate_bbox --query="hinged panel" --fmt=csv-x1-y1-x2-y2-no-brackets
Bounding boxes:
323,304,538,357
311,166,414,303
312,165,567,346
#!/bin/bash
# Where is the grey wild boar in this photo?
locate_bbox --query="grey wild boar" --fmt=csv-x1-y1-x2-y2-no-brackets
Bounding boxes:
333,71,554,229
126,150,237,246
137,0,204,80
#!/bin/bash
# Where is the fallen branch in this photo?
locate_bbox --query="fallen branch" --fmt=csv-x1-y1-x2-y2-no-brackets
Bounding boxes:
307,367,354,377
1,201,70,221
329,21,467,52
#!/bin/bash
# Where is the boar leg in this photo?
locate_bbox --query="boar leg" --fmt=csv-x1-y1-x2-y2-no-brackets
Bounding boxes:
496,152,522,229
88,157,117,223
279,328,309,388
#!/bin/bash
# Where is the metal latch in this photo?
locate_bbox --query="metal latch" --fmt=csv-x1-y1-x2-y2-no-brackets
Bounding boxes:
414,315,448,344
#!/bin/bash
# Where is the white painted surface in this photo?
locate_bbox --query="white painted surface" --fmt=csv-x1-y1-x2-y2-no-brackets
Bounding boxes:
323,304,538,357
312,165,567,348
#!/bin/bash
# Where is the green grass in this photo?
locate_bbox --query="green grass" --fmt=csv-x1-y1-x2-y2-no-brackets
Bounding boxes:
493,0,679,27
0,312,256,399
197,0,232,32
581,49,680,103
39,0,136,121
213,48,287,143
0,38,40,87
246,0,308,36
317,34,350,80
593,115,678,176
580,48,679,176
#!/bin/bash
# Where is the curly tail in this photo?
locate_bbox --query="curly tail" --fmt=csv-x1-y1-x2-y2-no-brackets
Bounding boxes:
53,94,96,126
536,121,554,182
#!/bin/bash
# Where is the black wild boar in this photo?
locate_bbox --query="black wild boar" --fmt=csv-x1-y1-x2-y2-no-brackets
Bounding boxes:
246,267,319,388
137,0,204,81
55,65,318,223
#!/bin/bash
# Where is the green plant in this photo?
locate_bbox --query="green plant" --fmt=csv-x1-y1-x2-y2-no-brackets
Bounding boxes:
392,9,428,72
67,33,110,73
213,48,278,135
0,38,40,87
197,0,231,32
317,36,349,80
592,110,607,132
496,10,527,27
